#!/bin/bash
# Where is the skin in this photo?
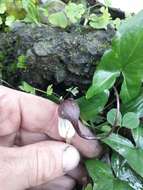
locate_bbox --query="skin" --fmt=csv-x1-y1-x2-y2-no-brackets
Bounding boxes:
0,85,102,190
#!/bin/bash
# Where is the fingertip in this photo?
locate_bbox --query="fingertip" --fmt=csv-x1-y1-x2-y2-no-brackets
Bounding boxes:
63,145,80,172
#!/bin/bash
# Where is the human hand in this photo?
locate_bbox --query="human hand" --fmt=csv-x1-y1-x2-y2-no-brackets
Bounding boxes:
0,85,102,190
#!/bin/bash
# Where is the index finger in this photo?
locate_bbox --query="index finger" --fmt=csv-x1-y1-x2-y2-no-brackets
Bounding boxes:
0,86,102,157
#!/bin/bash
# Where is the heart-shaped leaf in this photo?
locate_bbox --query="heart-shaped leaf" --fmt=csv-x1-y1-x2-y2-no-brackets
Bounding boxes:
48,11,68,28
86,11,143,103
103,134,143,178
111,153,143,190
122,112,140,129
85,159,133,190
107,108,122,126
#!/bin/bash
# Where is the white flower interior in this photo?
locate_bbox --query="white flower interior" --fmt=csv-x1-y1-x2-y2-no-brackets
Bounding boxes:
58,117,76,139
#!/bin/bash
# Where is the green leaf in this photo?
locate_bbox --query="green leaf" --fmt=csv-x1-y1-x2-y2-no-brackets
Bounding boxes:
48,11,68,28
87,11,143,103
0,2,6,14
89,7,111,29
65,2,85,24
132,125,143,149
107,108,122,126
122,91,143,118
19,81,35,94
103,134,143,178
78,91,109,121
122,112,140,129
5,15,15,27
111,153,143,190
46,84,53,96
85,159,133,190
17,55,27,69
86,70,119,99
22,0,40,24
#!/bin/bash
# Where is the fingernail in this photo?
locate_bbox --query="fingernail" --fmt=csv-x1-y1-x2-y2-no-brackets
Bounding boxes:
63,146,80,172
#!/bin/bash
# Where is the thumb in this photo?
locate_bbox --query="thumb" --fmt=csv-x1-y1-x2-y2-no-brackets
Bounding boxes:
0,141,80,190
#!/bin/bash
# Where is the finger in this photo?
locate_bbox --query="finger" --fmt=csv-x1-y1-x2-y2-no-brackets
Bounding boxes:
0,141,80,190
45,119,103,158
71,121,103,158
0,86,102,158
0,86,20,136
0,86,58,136
28,176,76,190
15,129,48,146
0,133,16,146
68,163,89,186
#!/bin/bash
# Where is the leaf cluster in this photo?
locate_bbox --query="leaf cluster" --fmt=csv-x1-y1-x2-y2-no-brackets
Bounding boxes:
80,10,143,190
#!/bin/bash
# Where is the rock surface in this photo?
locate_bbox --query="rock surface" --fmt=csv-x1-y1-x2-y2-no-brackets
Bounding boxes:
1,23,115,92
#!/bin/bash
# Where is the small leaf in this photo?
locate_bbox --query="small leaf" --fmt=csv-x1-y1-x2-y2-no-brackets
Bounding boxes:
19,81,35,94
89,7,111,29
46,84,53,96
48,11,68,28
0,3,6,14
17,55,27,69
107,108,122,126
65,2,85,24
5,15,15,27
122,112,140,129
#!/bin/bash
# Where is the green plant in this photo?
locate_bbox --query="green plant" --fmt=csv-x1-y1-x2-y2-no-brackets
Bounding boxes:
77,10,143,190
0,0,120,30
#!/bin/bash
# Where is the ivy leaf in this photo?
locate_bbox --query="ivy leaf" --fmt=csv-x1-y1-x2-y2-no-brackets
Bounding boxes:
111,153,143,190
19,81,35,94
48,11,68,28
65,2,85,24
85,159,133,190
78,91,109,121
86,11,143,103
122,112,140,129
107,108,122,126
102,134,143,178
86,70,119,99
89,7,111,29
